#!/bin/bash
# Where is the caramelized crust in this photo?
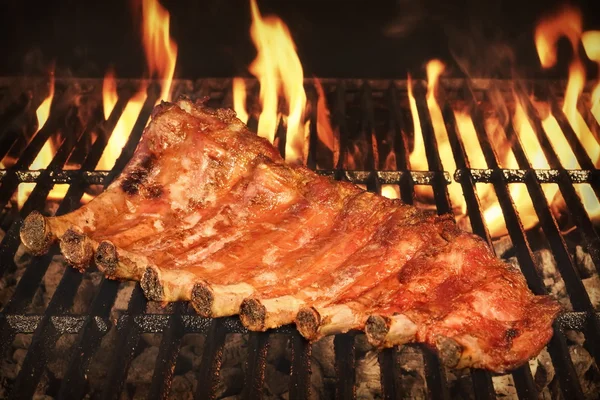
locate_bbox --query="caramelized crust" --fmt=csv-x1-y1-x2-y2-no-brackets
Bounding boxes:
20,97,560,373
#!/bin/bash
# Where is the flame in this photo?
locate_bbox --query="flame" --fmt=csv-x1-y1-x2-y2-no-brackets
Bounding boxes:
381,152,400,199
233,78,249,124
406,74,434,202
534,5,582,69
97,0,176,170
17,75,55,208
582,31,600,123
248,0,307,164
534,5,600,222
314,78,339,168
17,74,76,208
142,0,177,103
97,89,147,171
103,68,118,120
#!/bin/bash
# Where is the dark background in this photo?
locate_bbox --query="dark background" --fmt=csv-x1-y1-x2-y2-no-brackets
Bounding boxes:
1,0,599,80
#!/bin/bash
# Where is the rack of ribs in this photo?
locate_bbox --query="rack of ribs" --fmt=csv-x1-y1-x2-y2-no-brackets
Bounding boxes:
20,97,560,372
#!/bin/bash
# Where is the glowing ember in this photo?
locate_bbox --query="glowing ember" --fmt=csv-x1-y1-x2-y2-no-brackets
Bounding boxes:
248,0,307,164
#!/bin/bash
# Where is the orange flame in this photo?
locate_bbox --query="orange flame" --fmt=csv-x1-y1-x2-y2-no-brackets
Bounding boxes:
103,67,118,120
17,74,56,208
314,78,339,168
142,0,177,103
233,77,249,124
535,5,600,222
582,31,600,123
407,74,434,202
98,0,176,170
248,0,307,164
534,5,582,69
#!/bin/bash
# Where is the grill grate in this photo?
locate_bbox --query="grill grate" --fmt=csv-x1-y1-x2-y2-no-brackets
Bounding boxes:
0,77,599,399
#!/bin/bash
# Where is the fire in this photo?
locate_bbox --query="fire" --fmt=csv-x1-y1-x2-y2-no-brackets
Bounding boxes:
534,5,600,222
314,78,338,168
232,78,249,124
17,73,80,208
142,0,177,103
17,74,55,208
407,61,466,214
97,89,147,171
582,31,600,123
407,74,433,201
98,0,176,170
103,68,118,120
245,0,307,164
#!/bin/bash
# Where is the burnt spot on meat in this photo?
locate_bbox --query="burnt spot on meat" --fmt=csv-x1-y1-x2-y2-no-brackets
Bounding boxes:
121,155,155,196
365,315,390,345
60,228,93,270
142,183,164,199
296,307,321,340
240,298,266,330
20,211,54,256
191,282,214,317
95,241,119,277
505,328,519,343
140,266,164,301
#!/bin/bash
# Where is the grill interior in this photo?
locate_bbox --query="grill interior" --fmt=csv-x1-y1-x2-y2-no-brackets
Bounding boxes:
0,77,599,399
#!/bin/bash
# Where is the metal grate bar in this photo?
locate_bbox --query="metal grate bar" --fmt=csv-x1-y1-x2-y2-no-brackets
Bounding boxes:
387,83,415,204
411,83,456,398
461,91,542,399
378,348,400,400
467,85,585,398
148,302,187,400
289,331,312,400
194,319,227,399
514,91,600,366
56,280,120,399
9,266,85,398
512,365,539,400
440,102,498,399
334,81,349,172
360,82,377,170
334,333,356,400
101,285,147,400
241,331,270,399
421,346,450,400
576,99,600,144
413,82,452,213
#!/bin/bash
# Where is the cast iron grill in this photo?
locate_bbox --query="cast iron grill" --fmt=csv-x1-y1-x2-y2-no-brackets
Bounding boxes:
0,77,599,399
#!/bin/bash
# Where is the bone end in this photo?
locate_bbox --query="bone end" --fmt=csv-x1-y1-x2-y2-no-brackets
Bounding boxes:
59,228,93,271
434,335,463,369
94,241,119,277
296,307,321,340
20,211,54,256
365,315,390,347
240,298,266,331
140,266,164,301
191,281,214,317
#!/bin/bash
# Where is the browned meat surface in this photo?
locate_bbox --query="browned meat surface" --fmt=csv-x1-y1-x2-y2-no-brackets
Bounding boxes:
20,97,560,372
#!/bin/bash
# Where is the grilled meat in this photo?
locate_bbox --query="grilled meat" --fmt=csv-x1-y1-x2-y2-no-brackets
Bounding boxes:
20,97,560,372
